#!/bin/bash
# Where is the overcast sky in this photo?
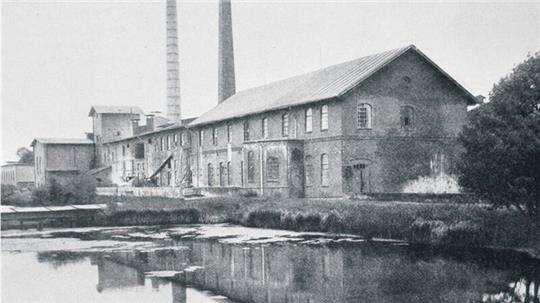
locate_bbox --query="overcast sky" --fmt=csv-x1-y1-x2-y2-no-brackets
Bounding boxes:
2,1,540,163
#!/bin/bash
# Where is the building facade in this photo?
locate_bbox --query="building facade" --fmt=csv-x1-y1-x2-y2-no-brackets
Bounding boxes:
187,45,477,197
1,163,35,188
31,138,95,187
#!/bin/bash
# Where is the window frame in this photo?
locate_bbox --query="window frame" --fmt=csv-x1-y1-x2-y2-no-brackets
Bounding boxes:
262,117,269,139
357,103,372,129
282,113,289,137
266,156,279,182
321,154,329,186
305,108,313,133
247,151,255,183
320,104,329,131
212,127,217,145
227,124,232,143
243,120,250,142
401,105,415,129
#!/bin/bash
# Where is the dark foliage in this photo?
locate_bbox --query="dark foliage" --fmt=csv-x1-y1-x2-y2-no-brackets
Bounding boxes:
458,51,540,222
16,147,34,164
31,175,97,205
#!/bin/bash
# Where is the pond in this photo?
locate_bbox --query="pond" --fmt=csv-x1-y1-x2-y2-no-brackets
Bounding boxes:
1,224,539,303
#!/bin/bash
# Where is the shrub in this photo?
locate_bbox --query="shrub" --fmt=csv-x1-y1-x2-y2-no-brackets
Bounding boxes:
31,175,97,206
1,184,18,200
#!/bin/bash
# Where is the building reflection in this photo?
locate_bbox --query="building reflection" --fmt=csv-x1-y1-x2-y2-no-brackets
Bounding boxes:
38,239,539,303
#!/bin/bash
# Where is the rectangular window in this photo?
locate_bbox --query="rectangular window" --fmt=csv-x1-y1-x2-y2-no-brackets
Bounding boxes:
305,108,313,133
166,135,171,150
227,161,232,185
247,151,255,183
227,124,232,143
262,117,268,138
282,113,289,137
160,137,164,151
198,130,204,146
321,105,328,131
243,120,250,141
122,145,126,157
240,161,244,186
173,134,178,147
357,103,372,129
212,127,217,145
321,154,329,186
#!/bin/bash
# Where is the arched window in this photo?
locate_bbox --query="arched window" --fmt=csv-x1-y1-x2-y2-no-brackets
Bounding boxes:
247,151,255,183
305,155,313,187
243,120,250,141
320,105,328,131
305,108,313,133
357,103,372,129
282,113,289,137
266,157,279,182
207,163,214,186
262,117,269,138
321,154,329,186
219,162,225,186
401,105,415,128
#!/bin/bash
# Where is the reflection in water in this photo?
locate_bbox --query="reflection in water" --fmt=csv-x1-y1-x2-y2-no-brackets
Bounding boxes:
4,231,540,303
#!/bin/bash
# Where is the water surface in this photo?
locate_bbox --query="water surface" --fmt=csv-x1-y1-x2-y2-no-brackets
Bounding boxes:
2,224,539,303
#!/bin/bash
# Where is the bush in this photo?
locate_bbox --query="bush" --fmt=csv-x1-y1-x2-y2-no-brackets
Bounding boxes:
1,184,18,200
31,175,97,206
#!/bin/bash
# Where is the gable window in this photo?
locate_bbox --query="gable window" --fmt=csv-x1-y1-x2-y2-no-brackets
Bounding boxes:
357,103,372,129
212,127,217,145
243,120,250,141
401,105,415,128
321,105,328,131
305,108,313,133
282,113,289,137
247,151,255,183
266,157,279,182
321,154,329,186
262,117,269,138
207,163,214,186
227,124,232,143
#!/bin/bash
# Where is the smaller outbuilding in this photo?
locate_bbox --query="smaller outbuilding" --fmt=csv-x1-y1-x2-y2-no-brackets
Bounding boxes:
31,138,95,187
1,162,35,188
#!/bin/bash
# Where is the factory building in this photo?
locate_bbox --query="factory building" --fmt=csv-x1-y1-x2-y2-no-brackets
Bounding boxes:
28,0,477,198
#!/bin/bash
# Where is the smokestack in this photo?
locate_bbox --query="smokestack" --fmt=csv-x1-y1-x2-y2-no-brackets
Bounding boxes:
218,0,236,103
166,0,182,123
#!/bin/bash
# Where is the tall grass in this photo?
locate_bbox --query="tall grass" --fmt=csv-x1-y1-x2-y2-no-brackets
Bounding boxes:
96,196,539,252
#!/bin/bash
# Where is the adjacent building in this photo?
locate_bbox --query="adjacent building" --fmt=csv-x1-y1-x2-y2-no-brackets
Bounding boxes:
31,138,94,187
1,162,35,188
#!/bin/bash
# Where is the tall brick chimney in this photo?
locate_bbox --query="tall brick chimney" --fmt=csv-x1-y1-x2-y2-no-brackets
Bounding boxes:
166,0,182,123
218,0,236,103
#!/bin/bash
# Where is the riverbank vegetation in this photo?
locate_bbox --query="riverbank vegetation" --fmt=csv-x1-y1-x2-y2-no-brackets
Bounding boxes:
95,196,539,256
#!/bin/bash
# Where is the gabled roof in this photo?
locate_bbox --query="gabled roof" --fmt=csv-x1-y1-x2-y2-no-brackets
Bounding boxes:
190,45,477,127
88,105,143,117
31,138,94,146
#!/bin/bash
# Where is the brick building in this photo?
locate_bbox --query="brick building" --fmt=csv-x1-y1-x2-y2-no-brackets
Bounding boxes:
187,45,477,197
31,138,95,187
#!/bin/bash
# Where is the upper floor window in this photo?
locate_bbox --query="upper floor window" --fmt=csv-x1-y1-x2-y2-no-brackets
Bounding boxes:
227,124,232,143
266,157,279,182
122,145,126,156
243,120,250,141
173,134,178,147
166,135,171,150
262,117,269,138
160,137,164,151
321,105,328,131
282,113,289,137
305,108,313,133
212,127,217,145
227,161,232,185
247,151,255,183
198,130,204,146
401,105,415,128
321,154,329,186
357,103,372,129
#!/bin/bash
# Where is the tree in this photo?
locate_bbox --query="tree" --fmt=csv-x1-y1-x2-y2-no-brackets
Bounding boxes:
16,147,34,164
458,51,540,222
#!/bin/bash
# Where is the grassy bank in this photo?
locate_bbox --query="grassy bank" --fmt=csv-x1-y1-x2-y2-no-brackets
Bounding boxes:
95,196,539,255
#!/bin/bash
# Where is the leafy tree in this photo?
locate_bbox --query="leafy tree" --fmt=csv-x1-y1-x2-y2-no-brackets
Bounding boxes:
16,147,34,164
458,51,540,222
